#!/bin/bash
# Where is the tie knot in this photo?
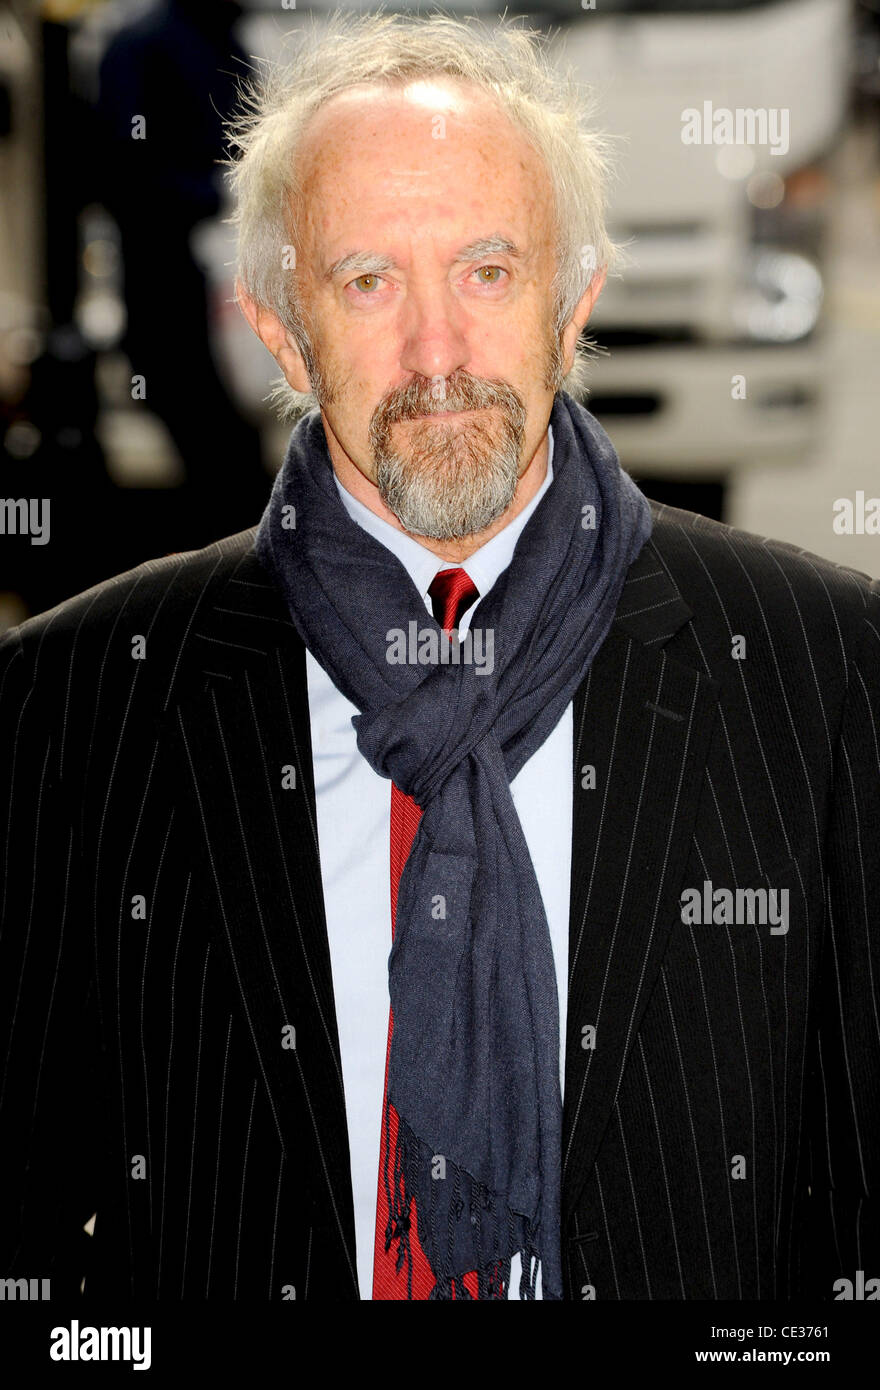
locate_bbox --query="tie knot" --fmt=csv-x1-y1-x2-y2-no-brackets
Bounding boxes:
427,567,479,635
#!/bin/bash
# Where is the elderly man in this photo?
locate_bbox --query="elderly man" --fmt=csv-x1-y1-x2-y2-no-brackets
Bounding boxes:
1,13,878,1304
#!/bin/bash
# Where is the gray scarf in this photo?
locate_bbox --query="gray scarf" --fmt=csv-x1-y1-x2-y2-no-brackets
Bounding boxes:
255,390,652,1299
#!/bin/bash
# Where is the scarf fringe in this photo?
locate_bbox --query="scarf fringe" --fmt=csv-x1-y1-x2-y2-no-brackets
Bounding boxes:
384,1102,541,1300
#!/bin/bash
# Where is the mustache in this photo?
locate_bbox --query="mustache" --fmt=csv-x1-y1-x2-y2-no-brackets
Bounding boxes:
373,373,520,427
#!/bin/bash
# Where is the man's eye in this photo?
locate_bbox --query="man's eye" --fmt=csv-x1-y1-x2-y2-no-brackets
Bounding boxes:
348,267,506,292
474,265,506,284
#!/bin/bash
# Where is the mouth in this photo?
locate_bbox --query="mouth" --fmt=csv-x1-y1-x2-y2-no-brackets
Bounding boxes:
405,407,481,420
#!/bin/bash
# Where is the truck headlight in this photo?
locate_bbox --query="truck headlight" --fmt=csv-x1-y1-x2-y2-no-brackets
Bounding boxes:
733,249,823,343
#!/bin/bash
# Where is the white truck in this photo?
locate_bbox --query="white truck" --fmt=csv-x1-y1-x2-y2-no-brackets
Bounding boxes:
551,0,851,480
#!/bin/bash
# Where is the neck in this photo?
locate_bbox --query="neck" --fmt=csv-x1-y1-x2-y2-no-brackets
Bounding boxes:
326,426,550,563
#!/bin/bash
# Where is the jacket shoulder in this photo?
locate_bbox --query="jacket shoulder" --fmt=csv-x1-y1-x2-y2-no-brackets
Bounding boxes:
647,500,880,641
0,527,260,684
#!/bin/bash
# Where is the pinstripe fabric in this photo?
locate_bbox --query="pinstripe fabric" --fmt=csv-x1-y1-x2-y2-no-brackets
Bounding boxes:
1,502,878,1300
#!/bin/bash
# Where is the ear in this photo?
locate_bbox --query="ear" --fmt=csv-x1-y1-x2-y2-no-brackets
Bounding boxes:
560,267,607,375
235,279,314,395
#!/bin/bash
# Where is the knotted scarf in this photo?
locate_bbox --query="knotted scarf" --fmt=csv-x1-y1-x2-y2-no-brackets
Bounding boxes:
255,389,652,1299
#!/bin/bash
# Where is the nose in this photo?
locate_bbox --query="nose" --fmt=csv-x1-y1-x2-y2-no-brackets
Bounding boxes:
397,280,470,387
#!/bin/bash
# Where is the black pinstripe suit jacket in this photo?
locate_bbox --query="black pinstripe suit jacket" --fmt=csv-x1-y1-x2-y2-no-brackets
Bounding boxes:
1,501,878,1301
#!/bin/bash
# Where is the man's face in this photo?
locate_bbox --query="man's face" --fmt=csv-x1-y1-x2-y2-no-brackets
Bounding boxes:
272,80,583,541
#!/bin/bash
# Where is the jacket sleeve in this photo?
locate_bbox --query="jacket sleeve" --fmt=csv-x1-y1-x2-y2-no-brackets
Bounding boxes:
0,627,105,1298
809,580,880,1296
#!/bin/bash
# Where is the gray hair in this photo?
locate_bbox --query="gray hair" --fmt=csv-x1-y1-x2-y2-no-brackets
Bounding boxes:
224,7,625,418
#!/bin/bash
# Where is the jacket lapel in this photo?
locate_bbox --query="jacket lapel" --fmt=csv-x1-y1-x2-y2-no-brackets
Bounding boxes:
561,529,721,1225
169,535,359,1294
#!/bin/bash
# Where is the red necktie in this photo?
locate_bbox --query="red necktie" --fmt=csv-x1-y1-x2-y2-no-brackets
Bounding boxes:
372,567,480,1299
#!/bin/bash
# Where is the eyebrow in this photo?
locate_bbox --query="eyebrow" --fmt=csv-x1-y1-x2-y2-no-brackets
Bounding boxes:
323,236,522,280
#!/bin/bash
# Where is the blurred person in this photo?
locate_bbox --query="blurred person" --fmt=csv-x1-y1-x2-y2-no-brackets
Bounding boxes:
95,0,266,539
1,11,878,1303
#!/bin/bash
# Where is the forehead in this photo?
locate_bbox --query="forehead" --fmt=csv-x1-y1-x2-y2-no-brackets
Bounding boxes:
296,79,552,245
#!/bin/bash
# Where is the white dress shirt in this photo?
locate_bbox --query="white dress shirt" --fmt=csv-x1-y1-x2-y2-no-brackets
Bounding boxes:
305,424,573,1299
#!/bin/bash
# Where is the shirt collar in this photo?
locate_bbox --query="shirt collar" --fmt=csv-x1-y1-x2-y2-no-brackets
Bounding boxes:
332,424,554,633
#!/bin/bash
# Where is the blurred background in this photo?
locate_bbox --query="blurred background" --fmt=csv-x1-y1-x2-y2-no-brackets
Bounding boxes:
1,0,878,627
